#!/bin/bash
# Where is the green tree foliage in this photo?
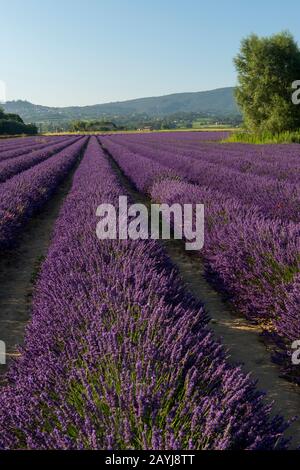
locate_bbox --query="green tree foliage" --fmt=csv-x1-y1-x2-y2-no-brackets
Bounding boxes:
5,113,24,123
0,120,38,135
234,31,300,133
0,106,37,135
70,120,117,132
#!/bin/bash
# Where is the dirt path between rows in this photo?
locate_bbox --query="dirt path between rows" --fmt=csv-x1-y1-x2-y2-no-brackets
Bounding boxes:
0,164,80,383
102,143,300,449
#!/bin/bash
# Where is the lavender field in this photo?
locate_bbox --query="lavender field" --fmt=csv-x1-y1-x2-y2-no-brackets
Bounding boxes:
0,132,299,450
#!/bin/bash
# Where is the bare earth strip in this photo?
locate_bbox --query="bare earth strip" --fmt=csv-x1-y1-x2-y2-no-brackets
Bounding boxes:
0,165,79,382
103,143,300,449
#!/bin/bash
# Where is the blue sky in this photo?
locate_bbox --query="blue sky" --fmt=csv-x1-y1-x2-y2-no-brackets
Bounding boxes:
1,0,300,106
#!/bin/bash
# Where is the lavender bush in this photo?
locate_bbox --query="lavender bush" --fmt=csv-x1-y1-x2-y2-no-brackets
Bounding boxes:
100,134,300,384
0,137,288,450
113,134,300,184
0,137,87,251
0,136,52,153
102,136,300,222
0,135,72,162
0,136,79,182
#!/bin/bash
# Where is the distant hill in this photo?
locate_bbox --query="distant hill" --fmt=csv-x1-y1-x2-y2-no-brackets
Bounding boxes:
2,87,240,124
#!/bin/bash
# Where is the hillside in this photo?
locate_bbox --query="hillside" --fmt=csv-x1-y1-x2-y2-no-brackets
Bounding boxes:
3,87,240,123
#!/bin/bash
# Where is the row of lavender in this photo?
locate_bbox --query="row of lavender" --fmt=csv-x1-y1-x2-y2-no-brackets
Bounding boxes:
100,136,300,384
0,135,67,155
118,133,300,184
113,130,229,143
0,137,288,449
0,136,80,183
106,135,300,223
125,131,300,167
0,135,72,162
0,137,88,251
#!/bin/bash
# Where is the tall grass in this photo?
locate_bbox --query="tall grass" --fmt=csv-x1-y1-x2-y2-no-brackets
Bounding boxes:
225,130,300,144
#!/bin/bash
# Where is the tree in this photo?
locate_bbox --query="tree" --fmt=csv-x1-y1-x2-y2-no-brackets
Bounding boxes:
5,113,24,123
0,106,37,135
234,31,300,133
69,120,117,132
0,120,38,135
